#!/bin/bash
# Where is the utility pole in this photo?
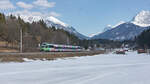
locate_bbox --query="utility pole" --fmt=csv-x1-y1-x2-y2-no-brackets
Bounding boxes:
18,14,23,53
20,28,23,53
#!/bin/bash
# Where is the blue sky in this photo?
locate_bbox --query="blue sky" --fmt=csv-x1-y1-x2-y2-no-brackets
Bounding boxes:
0,0,150,36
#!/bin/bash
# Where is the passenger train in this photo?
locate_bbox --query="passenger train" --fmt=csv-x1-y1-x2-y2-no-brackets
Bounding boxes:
40,43,83,52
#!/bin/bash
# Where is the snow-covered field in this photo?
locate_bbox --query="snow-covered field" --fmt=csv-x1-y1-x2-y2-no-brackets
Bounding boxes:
0,51,150,84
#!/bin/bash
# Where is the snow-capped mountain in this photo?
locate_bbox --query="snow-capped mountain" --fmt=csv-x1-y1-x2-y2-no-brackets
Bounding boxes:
44,17,88,39
92,22,149,40
17,15,88,39
89,25,112,38
132,11,150,27
45,16,68,27
91,11,150,40
90,21,126,38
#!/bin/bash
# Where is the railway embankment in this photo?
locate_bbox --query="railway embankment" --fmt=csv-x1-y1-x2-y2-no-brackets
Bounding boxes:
0,50,106,62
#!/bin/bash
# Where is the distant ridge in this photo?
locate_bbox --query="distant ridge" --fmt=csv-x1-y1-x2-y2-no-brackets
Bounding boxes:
91,10,150,40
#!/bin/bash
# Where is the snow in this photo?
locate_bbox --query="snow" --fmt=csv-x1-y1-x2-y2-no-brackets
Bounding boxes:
91,21,125,38
46,16,68,27
103,25,112,32
19,15,42,23
15,15,68,27
0,51,150,84
89,31,102,37
104,21,125,30
115,36,125,40
112,21,125,28
23,58,34,62
132,10,150,27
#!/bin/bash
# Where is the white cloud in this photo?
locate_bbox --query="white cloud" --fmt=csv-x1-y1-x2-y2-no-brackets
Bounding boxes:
12,10,43,17
50,12,61,17
0,0,15,10
10,10,60,18
33,0,55,8
16,2,33,9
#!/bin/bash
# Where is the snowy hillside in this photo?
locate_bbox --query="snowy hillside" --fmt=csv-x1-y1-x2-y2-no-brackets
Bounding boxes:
91,11,150,40
17,15,88,39
1,51,150,84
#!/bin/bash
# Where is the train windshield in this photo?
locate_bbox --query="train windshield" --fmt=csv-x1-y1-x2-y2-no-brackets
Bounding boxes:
41,45,46,48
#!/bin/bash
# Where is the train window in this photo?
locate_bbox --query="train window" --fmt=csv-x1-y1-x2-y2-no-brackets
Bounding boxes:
41,46,45,48
48,45,54,48
55,47,62,49
46,46,48,48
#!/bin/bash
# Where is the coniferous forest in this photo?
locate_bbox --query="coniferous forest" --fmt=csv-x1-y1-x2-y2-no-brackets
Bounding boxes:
136,27,150,49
